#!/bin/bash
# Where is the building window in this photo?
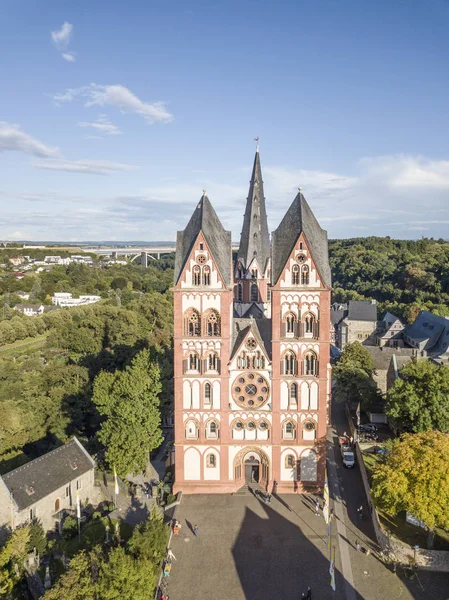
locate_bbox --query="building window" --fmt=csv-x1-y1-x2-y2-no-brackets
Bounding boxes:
207,352,219,371
206,420,219,439
185,308,201,337
253,351,265,369
206,454,216,468
267,286,271,301
192,265,201,286
237,283,243,302
202,266,211,286
205,310,221,336
284,351,297,375
65,484,71,499
285,454,295,468
290,383,298,406
251,283,258,302
283,421,296,440
188,352,200,371
285,313,296,334
29,507,36,521
251,269,258,279
292,264,300,285
199,242,204,250
299,242,303,250
204,382,211,405
186,420,198,439
303,351,318,376
301,265,310,285
76,479,82,491
304,313,315,335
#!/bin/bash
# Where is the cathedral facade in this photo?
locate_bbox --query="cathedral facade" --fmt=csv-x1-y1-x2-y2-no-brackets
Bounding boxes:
173,150,331,494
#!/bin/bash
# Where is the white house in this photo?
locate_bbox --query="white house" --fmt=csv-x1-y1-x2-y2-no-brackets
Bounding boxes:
14,304,45,316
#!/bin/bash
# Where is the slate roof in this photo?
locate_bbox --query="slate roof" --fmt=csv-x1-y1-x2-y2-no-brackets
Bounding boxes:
14,304,43,310
242,303,265,319
237,150,271,273
1,438,95,511
330,308,346,326
174,194,232,287
231,318,272,360
271,191,331,287
346,301,377,322
403,310,449,355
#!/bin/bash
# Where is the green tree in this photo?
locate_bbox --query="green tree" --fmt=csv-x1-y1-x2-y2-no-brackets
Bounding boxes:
0,526,31,596
386,358,449,433
372,431,449,533
127,505,168,563
42,549,97,600
333,342,379,410
92,349,163,477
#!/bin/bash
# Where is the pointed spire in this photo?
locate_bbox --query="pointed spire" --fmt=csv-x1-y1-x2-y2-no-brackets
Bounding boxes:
175,192,232,286
237,150,270,272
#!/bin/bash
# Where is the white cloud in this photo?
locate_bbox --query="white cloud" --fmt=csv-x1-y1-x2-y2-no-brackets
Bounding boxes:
62,52,76,63
32,158,138,175
53,83,173,123
77,114,122,136
359,155,449,189
0,122,59,158
7,231,30,240
51,22,76,62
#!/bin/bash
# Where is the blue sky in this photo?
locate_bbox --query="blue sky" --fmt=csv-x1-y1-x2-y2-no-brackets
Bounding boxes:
1,0,449,241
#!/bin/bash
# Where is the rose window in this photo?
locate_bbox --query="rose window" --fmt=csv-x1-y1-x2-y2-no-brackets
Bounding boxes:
296,254,306,263
196,254,207,264
246,338,256,350
232,373,270,408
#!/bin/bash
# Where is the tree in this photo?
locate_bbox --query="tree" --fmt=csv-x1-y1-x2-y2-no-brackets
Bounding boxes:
386,359,449,433
372,431,449,533
333,342,379,410
127,505,167,563
0,526,31,596
92,349,163,477
42,549,97,600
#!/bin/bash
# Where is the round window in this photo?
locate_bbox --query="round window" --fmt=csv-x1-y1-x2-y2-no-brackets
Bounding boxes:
304,421,316,431
236,422,243,430
246,338,256,349
231,373,270,409
196,254,207,264
296,254,306,263
259,421,267,429
247,422,255,430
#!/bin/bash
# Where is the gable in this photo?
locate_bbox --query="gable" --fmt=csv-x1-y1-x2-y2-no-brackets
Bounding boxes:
176,232,226,290
275,233,325,289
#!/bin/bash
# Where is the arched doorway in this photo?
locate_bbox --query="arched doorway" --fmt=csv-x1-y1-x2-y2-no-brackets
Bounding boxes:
234,447,270,490
54,498,60,512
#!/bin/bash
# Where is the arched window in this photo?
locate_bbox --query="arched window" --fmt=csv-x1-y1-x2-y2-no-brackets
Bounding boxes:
250,282,258,302
188,352,200,371
206,420,219,439
206,454,216,468
285,312,296,334
283,421,296,440
304,313,315,335
207,352,219,371
290,383,298,406
204,309,220,336
204,382,211,405
192,265,201,286
303,351,318,376
251,269,258,279
267,286,271,301
283,351,297,375
301,265,310,285
253,352,265,369
185,308,201,337
185,420,198,439
55,498,60,512
292,264,300,285
285,454,295,468
237,283,243,302
202,266,211,286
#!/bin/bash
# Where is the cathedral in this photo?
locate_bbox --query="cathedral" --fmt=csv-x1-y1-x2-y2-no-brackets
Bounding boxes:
172,149,331,494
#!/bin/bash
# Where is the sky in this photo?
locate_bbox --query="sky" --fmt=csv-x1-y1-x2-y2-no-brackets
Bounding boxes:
1,0,449,242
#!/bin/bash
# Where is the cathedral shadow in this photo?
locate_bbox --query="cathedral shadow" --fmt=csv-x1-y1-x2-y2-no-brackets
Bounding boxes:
231,501,360,600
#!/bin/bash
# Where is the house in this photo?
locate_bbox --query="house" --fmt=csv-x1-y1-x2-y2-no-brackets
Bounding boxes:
16,291,30,300
375,312,405,347
0,438,95,534
13,272,26,280
402,310,449,362
51,293,101,307
331,300,378,349
14,303,45,316
44,256,70,265
8,257,25,267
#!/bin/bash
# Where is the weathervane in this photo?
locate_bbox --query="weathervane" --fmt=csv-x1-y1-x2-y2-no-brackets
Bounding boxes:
254,137,259,152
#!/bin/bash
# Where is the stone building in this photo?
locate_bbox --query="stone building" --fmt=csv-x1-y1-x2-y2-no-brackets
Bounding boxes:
374,312,405,348
0,438,95,533
402,310,449,362
331,300,378,349
173,149,332,494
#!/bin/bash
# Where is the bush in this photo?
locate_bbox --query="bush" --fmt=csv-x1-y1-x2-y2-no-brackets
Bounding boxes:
92,511,101,520
62,516,78,540
165,493,176,505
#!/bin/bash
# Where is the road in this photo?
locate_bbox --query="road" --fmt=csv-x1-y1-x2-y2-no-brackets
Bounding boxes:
329,396,449,599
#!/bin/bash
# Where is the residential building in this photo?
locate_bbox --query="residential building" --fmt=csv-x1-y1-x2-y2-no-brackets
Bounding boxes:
14,303,45,316
402,310,449,362
51,293,101,307
331,300,378,349
375,312,405,347
365,346,415,396
71,255,93,264
0,438,95,533
8,257,25,267
16,291,30,300
173,149,332,495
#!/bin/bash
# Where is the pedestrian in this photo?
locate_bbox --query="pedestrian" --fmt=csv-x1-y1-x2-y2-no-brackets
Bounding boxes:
357,505,363,519
193,524,199,537
315,498,320,515
355,540,361,552
306,586,312,599
330,507,334,520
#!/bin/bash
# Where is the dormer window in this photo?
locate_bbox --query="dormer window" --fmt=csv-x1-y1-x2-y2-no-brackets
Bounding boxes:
70,462,78,471
25,485,35,496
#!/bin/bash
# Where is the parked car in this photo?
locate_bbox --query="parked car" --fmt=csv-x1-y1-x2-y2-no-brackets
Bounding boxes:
358,423,377,433
341,444,355,468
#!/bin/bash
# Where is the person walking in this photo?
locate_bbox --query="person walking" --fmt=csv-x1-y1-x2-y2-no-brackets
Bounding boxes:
193,524,199,537
306,586,312,599
315,498,320,516
357,505,363,519
355,540,361,552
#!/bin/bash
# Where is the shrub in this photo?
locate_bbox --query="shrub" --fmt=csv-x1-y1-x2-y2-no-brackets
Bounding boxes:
62,516,78,540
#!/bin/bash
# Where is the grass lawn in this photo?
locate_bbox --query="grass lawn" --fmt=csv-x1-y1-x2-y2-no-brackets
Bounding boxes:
361,450,449,551
0,333,48,355
63,517,134,556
